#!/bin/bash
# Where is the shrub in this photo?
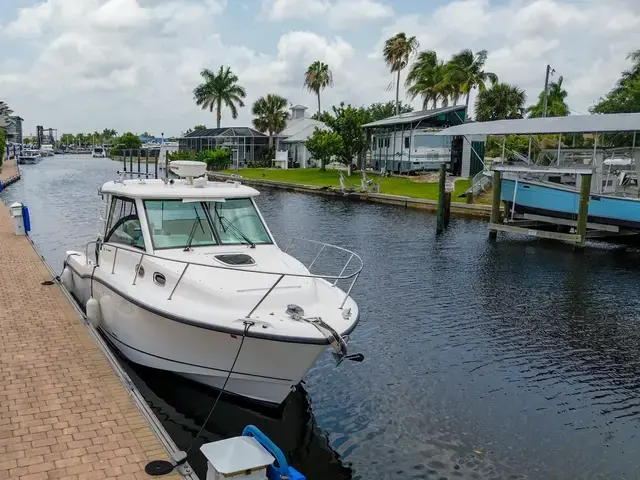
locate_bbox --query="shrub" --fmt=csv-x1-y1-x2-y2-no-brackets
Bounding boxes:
167,148,232,170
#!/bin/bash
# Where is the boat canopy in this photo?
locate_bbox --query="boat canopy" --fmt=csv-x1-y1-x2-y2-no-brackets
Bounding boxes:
435,112,640,136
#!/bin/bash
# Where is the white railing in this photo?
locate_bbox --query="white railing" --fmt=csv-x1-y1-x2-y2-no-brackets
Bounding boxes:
83,238,363,318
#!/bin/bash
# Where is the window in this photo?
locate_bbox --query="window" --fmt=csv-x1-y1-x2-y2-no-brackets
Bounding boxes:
404,136,410,149
413,135,449,149
372,138,377,151
144,200,217,249
143,198,272,250
208,199,271,245
106,197,145,249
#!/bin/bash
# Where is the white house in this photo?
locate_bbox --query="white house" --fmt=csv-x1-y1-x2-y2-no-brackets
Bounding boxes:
276,105,328,168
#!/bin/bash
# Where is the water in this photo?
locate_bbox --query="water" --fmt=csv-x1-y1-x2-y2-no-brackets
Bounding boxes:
3,155,640,479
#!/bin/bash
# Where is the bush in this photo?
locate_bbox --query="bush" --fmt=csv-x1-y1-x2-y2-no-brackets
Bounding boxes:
167,148,232,171
0,129,5,169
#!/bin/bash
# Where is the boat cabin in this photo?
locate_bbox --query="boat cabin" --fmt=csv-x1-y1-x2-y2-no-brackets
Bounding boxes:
98,172,273,257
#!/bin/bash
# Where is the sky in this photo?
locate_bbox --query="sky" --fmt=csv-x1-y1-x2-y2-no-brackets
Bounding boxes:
1,0,640,137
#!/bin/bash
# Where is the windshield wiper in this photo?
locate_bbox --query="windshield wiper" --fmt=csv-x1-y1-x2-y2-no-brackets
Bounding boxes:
214,206,255,248
183,207,205,252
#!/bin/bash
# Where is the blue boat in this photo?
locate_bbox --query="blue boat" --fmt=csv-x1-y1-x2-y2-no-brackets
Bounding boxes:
501,178,640,230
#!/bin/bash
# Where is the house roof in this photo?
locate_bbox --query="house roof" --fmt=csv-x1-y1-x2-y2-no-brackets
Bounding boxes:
279,117,327,143
436,112,640,136
361,105,467,128
182,127,266,138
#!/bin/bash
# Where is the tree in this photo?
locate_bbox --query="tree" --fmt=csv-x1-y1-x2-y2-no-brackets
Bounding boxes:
592,50,640,114
406,50,447,109
365,101,413,122
102,128,117,141
322,103,369,166
444,49,498,107
527,76,569,118
251,94,289,147
193,66,246,128
475,83,526,122
306,129,343,171
304,61,334,118
193,124,207,131
60,133,75,146
118,132,142,149
383,32,419,115
0,101,13,117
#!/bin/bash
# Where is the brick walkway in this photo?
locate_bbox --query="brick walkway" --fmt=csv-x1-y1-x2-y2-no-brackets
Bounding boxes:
0,200,182,480
0,159,20,185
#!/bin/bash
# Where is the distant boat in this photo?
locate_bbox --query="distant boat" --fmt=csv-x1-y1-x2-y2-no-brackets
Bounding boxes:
18,152,41,164
92,146,106,158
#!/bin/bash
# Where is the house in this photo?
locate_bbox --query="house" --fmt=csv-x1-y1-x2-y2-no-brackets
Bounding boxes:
4,115,24,144
276,105,328,168
361,106,486,177
179,127,269,165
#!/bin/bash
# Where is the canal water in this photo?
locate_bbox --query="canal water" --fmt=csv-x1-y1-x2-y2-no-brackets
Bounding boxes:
3,155,640,479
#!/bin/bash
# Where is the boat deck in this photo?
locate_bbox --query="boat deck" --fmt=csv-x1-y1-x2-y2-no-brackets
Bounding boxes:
0,198,183,479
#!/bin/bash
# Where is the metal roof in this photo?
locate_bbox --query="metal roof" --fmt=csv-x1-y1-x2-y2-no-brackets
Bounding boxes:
361,105,467,128
436,113,640,136
182,127,266,138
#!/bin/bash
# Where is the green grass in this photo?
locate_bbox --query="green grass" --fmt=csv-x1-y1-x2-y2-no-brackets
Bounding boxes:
221,168,471,201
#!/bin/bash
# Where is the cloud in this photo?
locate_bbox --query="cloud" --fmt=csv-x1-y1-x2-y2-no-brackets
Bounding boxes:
374,0,640,115
262,0,393,28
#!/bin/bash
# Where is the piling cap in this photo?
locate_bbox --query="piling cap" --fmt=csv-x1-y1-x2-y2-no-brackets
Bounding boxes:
200,436,274,475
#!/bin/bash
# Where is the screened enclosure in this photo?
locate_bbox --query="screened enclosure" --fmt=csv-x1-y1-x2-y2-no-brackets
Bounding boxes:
179,127,270,165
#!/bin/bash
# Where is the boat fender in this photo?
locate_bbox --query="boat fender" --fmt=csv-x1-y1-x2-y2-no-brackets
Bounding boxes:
60,267,74,291
86,297,102,328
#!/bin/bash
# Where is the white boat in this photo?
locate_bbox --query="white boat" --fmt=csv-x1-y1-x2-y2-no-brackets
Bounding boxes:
40,144,55,156
18,152,42,164
60,161,363,405
92,146,106,158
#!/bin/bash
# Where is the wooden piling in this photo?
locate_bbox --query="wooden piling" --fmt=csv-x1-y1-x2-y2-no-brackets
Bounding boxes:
466,191,474,204
575,173,592,250
489,170,502,239
436,163,446,233
444,192,451,228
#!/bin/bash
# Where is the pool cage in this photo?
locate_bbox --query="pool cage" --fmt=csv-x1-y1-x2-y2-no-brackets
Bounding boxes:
179,127,270,166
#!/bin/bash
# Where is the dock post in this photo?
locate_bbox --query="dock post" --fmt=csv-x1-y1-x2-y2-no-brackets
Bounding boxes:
436,163,446,233
575,173,592,250
444,191,451,228
489,170,502,239
466,191,474,204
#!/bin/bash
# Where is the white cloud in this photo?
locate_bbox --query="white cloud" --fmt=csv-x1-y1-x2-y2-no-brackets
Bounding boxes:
262,0,393,28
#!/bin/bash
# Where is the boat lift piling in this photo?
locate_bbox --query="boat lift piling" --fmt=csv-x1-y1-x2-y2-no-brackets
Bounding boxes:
436,163,452,233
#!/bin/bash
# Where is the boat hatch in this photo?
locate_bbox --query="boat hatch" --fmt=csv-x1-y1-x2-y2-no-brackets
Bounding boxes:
214,254,255,266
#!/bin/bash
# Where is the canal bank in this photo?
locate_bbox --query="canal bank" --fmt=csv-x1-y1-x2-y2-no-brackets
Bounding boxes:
0,159,21,190
208,171,497,218
0,198,190,480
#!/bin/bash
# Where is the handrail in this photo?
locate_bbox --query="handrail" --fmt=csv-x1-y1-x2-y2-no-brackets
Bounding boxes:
84,238,363,317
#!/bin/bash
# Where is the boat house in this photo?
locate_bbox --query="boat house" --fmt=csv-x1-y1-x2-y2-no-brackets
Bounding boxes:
362,106,486,177
179,127,269,165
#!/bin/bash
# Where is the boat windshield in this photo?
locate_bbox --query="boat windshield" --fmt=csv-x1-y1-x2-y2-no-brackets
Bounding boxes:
144,198,271,250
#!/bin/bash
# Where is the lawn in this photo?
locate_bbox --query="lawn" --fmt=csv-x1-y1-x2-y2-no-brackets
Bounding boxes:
221,168,471,201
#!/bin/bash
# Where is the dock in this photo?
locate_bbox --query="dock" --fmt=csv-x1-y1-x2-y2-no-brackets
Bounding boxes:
0,159,21,190
0,194,187,479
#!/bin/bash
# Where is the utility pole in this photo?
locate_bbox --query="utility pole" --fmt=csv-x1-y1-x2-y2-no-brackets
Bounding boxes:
542,64,555,118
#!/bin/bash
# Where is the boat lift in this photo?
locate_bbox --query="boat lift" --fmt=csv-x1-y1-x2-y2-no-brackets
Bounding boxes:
437,113,640,249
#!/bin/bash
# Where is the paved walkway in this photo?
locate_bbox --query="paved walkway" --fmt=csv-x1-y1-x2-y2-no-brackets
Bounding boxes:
0,200,182,480
0,159,20,185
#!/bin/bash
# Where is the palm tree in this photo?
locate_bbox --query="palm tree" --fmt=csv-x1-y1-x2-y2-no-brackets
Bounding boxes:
193,66,247,128
444,49,498,107
406,51,445,109
251,94,289,147
102,128,117,141
0,101,13,117
527,76,569,118
475,83,526,122
304,61,333,118
383,32,419,115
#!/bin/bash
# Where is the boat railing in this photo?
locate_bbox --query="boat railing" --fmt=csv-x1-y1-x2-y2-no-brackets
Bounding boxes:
82,238,363,317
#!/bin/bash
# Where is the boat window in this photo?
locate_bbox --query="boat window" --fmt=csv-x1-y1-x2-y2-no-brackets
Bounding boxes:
144,200,217,249
106,197,145,250
207,198,272,246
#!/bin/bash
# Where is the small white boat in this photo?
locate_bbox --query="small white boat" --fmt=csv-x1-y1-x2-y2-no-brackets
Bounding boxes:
18,152,42,164
92,146,106,158
61,161,363,405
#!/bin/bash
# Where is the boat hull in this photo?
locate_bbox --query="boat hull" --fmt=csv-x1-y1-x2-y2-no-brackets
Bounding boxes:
501,178,640,230
64,262,329,405
18,156,41,165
